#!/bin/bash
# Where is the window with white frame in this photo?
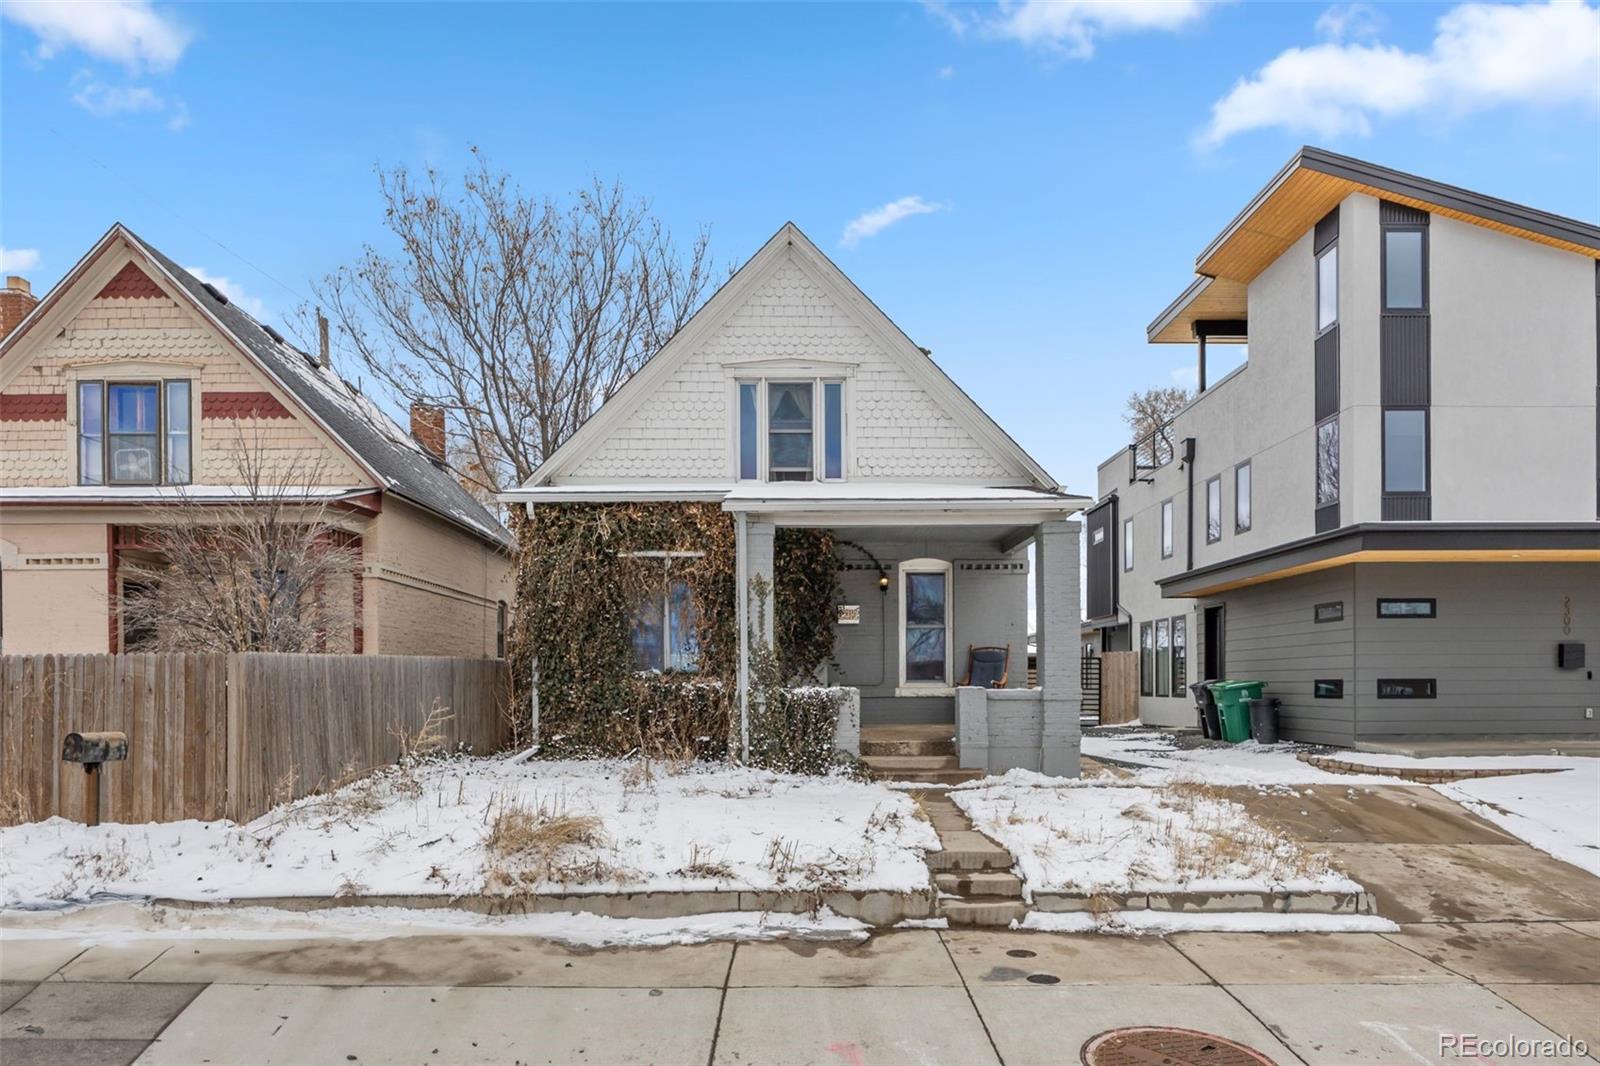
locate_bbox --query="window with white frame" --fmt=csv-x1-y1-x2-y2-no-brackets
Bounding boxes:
1122,518,1134,572
736,377,845,482
77,379,192,486
628,552,702,673
899,558,951,687
1160,499,1174,559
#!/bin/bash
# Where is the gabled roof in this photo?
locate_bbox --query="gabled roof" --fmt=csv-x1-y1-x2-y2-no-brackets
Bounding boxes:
1148,146,1600,343
0,224,510,549
516,222,1059,493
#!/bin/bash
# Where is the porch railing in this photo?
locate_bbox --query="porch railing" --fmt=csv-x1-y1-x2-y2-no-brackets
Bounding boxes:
1127,418,1176,483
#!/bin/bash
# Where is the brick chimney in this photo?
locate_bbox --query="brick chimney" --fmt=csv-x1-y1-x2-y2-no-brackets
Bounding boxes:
410,402,447,462
0,276,38,341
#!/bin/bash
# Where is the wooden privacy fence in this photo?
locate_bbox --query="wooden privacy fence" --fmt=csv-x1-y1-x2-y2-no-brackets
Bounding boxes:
1086,651,1140,726
1,653,511,826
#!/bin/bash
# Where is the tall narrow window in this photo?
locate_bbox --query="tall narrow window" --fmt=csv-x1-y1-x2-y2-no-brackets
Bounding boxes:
1383,409,1427,493
1317,245,1338,331
77,382,104,486
822,381,843,480
1171,617,1187,694
1205,476,1222,543
737,382,759,480
901,561,950,686
1122,518,1134,572
629,558,701,672
1139,622,1153,697
1316,417,1340,506
1234,461,1252,533
1384,230,1425,310
107,383,160,485
1160,499,1174,559
767,382,813,481
1155,618,1170,697
164,380,191,485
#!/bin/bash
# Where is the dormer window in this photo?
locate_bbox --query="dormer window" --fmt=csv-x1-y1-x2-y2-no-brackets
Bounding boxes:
736,377,845,482
77,379,192,486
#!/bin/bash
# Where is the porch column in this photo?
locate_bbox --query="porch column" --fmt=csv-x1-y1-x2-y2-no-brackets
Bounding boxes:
736,516,776,760
1035,516,1083,777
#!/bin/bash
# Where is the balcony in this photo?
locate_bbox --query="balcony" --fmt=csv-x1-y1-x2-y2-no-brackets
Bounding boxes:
1127,418,1177,484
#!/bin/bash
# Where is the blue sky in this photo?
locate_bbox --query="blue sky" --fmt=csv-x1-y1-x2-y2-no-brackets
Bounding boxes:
4,1,1597,497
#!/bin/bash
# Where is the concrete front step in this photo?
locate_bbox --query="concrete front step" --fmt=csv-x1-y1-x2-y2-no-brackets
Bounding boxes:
868,767,985,785
859,726,958,758
934,871,1024,898
863,754,958,772
939,898,1029,926
924,831,1014,872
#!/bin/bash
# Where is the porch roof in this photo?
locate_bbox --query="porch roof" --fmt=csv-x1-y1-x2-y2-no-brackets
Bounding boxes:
722,482,1090,526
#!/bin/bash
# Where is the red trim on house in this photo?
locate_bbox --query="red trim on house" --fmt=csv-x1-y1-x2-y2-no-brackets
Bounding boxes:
201,391,293,420
0,392,67,421
95,262,166,300
330,491,383,517
106,524,119,653
351,534,365,654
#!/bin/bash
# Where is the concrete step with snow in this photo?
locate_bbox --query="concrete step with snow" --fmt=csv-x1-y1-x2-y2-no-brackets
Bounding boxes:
864,755,959,772
860,726,957,758
934,871,1024,897
923,831,1015,872
939,898,1029,926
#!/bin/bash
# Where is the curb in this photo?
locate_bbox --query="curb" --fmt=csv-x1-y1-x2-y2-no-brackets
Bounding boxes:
1298,753,1568,783
152,887,938,926
1031,889,1377,915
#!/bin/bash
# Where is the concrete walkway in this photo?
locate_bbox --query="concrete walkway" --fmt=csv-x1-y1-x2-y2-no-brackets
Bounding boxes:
3,921,1596,1065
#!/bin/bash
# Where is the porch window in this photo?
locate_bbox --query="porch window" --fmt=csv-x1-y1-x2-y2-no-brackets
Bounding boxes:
629,554,701,672
1139,622,1153,697
1155,618,1170,697
899,559,951,686
1171,616,1187,694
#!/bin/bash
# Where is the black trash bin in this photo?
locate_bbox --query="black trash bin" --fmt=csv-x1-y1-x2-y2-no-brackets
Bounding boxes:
1190,681,1222,740
1248,697,1281,744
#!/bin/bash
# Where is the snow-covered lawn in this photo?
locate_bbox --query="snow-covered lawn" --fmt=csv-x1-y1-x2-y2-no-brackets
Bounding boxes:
950,769,1360,900
0,754,937,909
1437,761,1600,877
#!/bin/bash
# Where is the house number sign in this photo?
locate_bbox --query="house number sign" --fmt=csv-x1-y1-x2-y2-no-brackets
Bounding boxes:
836,604,861,625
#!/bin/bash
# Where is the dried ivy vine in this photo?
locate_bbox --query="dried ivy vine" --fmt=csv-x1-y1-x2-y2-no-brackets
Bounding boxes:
508,502,843,765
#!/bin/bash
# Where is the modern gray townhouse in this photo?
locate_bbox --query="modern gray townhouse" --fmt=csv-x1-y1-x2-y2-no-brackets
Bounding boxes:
1086,147,1599,747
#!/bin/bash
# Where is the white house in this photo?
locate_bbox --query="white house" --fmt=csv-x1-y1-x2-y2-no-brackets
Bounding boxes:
503,223,1089,775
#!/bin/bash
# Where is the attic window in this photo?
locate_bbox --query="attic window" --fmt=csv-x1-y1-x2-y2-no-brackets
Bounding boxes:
77,379,192,486
736,377,845,482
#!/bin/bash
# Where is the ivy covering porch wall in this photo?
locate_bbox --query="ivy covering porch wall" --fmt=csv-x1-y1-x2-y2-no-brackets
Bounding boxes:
508,502,843,761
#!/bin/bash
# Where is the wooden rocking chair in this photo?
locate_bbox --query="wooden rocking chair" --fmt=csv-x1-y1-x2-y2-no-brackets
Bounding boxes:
960,644,1010,688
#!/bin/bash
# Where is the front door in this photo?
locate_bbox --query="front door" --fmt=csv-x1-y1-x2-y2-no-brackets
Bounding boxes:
1203,604,1226,680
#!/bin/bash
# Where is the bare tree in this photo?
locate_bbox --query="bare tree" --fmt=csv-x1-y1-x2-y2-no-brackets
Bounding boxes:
118,428,360,653
1124,386,1191,467
312,150,717,494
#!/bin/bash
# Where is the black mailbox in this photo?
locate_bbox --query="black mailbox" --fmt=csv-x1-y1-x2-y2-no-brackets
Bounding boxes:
1557,642,1585,670
62,731,129,764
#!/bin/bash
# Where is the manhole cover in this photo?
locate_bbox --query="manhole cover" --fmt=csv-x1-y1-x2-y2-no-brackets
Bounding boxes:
1025,973,1060,984
1006,949,1037,958
1082,1027,1278,1066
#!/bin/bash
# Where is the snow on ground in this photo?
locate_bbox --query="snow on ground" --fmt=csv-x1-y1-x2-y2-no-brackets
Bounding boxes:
1081,729,1394,786
1437,761,1600,877
0,755,938,908
950,771,1361,900
1019,910,1397,935
0,902,870,948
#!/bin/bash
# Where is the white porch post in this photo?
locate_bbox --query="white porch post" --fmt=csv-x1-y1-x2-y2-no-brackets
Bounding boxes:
736,516,776,762
1035,517,1083,777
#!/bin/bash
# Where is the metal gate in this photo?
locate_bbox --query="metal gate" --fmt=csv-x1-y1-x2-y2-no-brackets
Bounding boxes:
1081,655,1102,725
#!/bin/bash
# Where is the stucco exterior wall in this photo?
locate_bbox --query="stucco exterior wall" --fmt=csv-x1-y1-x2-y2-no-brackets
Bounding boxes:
565,250,1015,484
362,496,511,658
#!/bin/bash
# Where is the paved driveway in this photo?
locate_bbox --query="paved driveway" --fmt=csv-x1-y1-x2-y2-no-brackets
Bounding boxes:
3,783,1597,1065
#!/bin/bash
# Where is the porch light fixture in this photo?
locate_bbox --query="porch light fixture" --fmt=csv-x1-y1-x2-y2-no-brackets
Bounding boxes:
878,575,890,593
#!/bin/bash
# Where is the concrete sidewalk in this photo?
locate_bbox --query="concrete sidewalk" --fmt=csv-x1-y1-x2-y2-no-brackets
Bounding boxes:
3,922,1597,1065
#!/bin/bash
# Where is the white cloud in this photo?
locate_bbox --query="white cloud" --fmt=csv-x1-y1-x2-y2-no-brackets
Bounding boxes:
0,0,191,71
1170,364,1199,390
1314,2,1382,41
184,267,266,319
0,247,41,273
928,0,1212,57
69,72,189,131
1201,1,1600,146
840,196,946,249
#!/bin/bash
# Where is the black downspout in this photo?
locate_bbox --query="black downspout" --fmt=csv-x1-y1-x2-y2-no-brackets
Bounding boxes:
1184,437,1196,571
1197,332,1208,393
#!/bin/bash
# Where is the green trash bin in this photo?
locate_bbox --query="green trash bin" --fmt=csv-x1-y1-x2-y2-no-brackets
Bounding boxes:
1210,681,1266,743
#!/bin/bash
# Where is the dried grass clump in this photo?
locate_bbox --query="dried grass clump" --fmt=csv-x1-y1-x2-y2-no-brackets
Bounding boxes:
1155,780,1329,884
483,795,625,892
674,843,735,880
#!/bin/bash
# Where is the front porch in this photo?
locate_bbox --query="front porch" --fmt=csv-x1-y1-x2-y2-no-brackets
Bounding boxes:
725,483,1086,777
